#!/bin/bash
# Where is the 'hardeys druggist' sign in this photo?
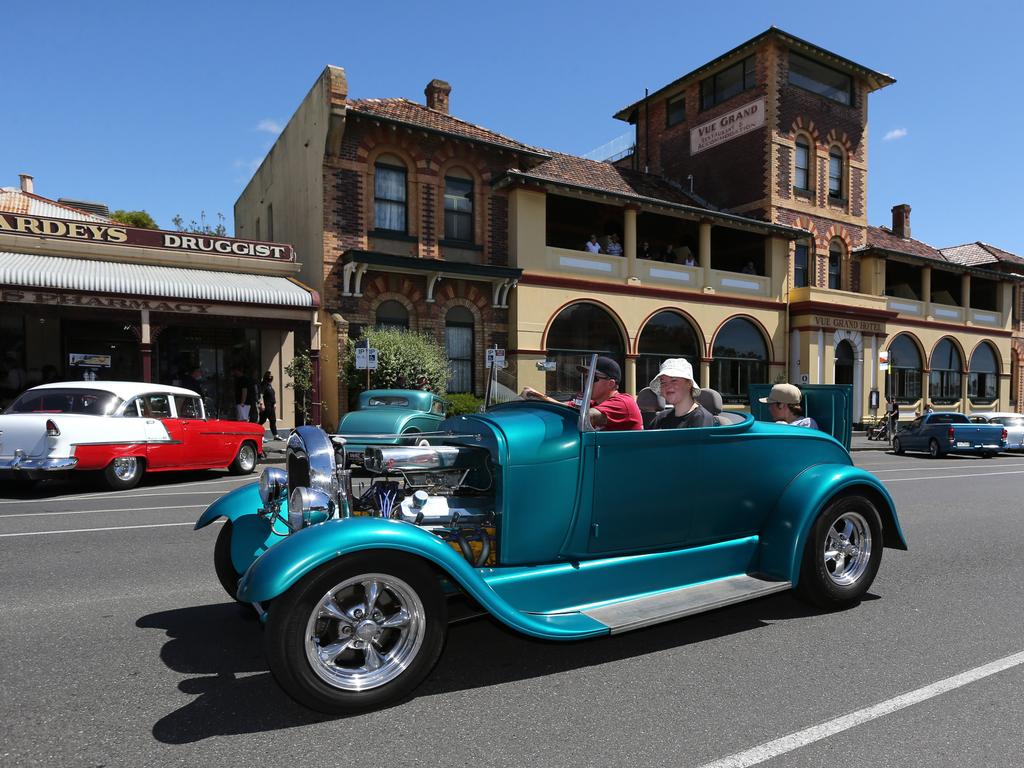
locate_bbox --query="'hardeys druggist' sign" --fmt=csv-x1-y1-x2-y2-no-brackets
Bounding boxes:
0,212,294,261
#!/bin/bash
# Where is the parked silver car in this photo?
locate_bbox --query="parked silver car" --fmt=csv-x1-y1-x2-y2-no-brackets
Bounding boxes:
971,412,1024,451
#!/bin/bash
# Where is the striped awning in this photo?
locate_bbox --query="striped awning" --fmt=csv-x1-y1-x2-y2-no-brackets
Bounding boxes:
0,251,315,308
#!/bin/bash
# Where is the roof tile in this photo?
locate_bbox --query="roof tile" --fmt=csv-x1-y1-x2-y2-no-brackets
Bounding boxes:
0,189,112,223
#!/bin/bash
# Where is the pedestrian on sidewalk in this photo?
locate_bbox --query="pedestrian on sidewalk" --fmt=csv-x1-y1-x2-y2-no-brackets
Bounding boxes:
258,371,283,440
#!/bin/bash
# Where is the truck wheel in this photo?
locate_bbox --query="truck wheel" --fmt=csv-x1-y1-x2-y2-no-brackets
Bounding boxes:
892,438,904,455
213,521,243,602
103,456,144,490
228,441,258,475
796,495,883,609
265,551,447,714
928,439,943,459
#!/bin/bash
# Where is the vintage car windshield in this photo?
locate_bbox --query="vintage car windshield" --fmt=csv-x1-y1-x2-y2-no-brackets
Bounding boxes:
367,396,411,407
990,416,1024,427
5,388,123,416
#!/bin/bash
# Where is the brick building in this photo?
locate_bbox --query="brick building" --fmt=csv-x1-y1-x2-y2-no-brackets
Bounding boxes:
239,28,1024,426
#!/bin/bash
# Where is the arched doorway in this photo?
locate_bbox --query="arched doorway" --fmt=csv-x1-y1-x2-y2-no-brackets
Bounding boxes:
710,318,769,405
545,303,625,400
636,311,701,389
834,339,854,387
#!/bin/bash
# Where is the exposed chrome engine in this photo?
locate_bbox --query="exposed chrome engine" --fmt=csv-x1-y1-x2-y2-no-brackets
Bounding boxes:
259,426,498,567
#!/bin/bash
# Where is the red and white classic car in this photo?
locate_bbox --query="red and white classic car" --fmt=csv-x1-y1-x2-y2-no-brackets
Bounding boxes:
0,381,265,490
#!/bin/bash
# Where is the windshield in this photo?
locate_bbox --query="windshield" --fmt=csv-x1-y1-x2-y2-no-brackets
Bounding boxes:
990,416,1024,427
5,389,123,416
367,396,411,407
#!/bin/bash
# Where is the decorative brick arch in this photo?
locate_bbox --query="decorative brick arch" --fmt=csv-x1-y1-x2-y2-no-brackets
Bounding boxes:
434,154,489,247
825,128,854,156
364,288,421,331
790,117,821,145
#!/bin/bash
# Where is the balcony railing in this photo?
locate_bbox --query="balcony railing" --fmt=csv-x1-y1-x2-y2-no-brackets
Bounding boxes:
930,304,965,323
546,247,627,279
886,297,925,316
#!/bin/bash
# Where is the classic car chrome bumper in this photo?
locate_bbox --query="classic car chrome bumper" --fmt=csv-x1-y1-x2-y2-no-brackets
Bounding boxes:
0,455,79,472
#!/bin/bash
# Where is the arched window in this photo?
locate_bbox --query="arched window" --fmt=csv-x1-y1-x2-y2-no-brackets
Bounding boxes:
794,136,811,192
376,300,409,330
444,171,473,243
828,239,844,290
835,339,854,386
828,147,844,200
711,318,768,404
445,306,474,393
636,311,701,389
929,339,962,404
545,303,624,400
968,343,999,403
374,154,407,232
888,334,922,404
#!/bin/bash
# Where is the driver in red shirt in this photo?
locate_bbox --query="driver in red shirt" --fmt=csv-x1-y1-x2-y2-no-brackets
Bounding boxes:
521,356,643,431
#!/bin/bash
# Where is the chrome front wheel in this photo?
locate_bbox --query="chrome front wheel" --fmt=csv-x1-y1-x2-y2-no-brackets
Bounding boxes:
266,552,446,713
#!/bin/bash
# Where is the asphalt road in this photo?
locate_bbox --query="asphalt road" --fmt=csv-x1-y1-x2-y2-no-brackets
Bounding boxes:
2,452,1024,768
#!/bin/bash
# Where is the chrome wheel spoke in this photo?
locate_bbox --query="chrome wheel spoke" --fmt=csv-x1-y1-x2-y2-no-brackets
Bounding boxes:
363,644,385,672
841,519,855,540
318,637,355,663
381,608,411,629
320,597,352,625
362,579,381,615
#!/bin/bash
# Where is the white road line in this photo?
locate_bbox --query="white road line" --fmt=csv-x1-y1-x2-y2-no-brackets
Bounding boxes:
0,504,207,519
884,469,1024,482
0,479,253,506
0,520,222,538
697,650,1024,768
866,462,1024,474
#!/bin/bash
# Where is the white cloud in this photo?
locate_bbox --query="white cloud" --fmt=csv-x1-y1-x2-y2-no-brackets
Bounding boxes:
256,118,283,134
883,128,908,141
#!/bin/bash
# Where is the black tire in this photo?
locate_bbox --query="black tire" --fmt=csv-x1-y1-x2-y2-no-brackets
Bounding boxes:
265,551,447,714
213,521,243,602
228,441,258,475
400,429,421,447
795,495,883,609
102,456,144,490
928,439,942,459
892,437,904,455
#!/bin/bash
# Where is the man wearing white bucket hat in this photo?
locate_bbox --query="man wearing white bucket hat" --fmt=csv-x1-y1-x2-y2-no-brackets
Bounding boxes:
648,358,714,429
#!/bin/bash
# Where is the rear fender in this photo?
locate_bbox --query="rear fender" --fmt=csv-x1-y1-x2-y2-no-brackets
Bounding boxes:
236,516,608,640
758,464,907,585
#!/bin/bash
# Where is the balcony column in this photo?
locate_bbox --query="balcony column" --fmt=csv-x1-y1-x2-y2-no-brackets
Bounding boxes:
961,363,969,411
699,218,712,288
700,358,711,389
1001,282,1014,329
961,273,971,313
922,266,932,317
624,355,637,395
624,206,639,282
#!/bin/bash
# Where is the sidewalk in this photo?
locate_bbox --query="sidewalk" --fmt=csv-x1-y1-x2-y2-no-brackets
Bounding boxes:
850,432,892,452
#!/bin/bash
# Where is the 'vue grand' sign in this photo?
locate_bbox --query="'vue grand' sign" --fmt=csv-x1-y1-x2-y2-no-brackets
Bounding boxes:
0,212,294,261
690,97,765,155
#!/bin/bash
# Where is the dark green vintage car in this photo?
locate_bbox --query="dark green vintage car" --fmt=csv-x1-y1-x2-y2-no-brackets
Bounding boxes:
336,389,449,462
196,360,905,714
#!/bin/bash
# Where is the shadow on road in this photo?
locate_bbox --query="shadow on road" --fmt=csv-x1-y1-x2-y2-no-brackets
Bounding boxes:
0,468,241,500
137,590,856,742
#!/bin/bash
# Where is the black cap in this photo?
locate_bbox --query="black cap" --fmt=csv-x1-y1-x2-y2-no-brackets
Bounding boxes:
577,356,621,383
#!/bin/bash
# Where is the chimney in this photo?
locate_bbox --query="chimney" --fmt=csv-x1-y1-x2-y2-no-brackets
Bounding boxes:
425,79,452,114
19,174,34,194
891,203,911,239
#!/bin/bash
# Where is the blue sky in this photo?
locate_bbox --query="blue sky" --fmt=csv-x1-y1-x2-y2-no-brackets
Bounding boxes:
4,1,1022,254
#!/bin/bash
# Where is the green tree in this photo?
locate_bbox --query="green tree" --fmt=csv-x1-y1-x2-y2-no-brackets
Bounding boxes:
345,328,449,404
171,211,228,236
111,210,158,229
285,351,314,425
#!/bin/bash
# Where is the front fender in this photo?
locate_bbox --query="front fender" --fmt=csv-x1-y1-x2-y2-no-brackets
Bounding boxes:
236,516,608,640
759,464,907,585
194,481,261,529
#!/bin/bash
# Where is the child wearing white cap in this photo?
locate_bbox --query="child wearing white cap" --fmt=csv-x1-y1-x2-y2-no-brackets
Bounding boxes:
648,358,714,429
759,383,819,429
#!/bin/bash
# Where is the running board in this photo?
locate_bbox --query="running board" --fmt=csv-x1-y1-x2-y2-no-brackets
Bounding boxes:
581,574,791,634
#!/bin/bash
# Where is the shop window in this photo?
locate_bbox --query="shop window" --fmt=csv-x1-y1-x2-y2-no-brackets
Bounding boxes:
711,318,768,405
666,93,686,127
445,306,474,394
794,137,811,193
374,159,407,232
968,343,999,403
828,240,843,290
636,311,701,388
700,55,756,111
887,334,922,404
443,176,473,243
929,339,962,404
794,243,810,288
545,303,625,401
788,52,852,106
376,300,410,330
828,148,844,200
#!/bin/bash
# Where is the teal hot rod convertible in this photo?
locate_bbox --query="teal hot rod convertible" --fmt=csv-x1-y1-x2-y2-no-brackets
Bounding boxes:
195,358,906,714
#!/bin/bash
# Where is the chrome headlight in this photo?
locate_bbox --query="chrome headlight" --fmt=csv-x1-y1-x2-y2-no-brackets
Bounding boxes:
258,467,288,505
288,486,335,530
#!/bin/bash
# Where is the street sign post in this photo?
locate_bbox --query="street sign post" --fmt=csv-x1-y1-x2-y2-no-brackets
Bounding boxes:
355,341,379,389
485,348,506,369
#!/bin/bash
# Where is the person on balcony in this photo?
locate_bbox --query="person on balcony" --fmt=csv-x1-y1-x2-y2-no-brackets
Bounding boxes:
741,261,758,275
662,243,677,262
638,240,653,260
682,249,696,267
585,234,602,254
606,233,623,256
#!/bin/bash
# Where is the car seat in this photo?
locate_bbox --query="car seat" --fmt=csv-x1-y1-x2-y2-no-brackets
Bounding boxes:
636,387,668,429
